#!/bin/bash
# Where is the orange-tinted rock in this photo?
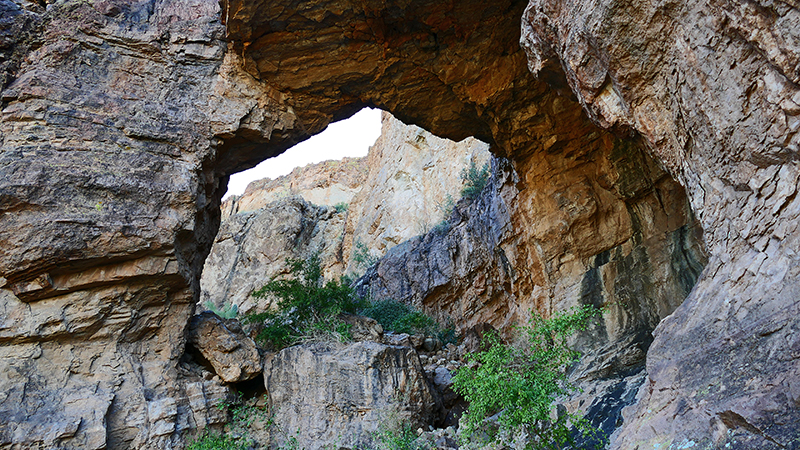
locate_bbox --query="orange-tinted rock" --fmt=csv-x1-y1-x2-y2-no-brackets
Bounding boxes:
0,0,797,447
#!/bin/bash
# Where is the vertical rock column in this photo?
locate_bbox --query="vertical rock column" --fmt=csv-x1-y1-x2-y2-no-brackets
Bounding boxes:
522,0,800,446
0,1,298,448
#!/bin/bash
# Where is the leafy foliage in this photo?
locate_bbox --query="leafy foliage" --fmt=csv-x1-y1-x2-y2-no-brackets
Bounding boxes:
373,423,429,450
246,256,364,350
353,240,379,270
459,160,490,200
186,432,251,450
452,305,605,450
361,299,455,344
203,301,238,319
188,397,268,450
334,202,349,213
361,300,436,336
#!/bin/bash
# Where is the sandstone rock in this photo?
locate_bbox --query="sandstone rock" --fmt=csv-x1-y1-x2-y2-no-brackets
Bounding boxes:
187,312,261,383
0,0,797,447
338,313,384,343
224,156,369,218
200,196,345,315
521,0,800,446
356,151,706,440
384,332,414,348
340,113,491,275
263,341,441,450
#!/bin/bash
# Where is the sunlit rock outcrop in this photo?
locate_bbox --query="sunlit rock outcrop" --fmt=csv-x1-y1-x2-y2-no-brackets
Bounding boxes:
200,113,490,314
0,0,797,447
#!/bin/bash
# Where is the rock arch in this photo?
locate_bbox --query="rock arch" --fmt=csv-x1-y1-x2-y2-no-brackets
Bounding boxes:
0,0,797,448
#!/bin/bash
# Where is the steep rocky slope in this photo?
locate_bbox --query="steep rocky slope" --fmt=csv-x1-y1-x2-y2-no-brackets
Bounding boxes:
200,113,490,314
0,0,797,448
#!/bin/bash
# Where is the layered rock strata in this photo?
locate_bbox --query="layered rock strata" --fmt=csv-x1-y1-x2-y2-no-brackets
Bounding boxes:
263,341,440,450
222,156,369,218
356,142,706,440
0,1,303,448
0,0,796,448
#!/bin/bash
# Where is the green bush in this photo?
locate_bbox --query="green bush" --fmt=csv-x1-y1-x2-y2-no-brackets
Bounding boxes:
334,202,349,213
203,301,238,319
187,432,251,450
188,398,267,450
452,305,605,450
361,299,450,341
374,423,428,450
460,160,490,200
353,240,379,270
246,255,365,350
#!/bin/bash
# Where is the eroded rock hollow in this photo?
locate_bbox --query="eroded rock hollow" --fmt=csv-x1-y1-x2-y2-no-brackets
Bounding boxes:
0,0,797,448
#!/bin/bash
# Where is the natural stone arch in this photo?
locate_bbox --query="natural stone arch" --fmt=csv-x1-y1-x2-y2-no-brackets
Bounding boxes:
0,0,797,448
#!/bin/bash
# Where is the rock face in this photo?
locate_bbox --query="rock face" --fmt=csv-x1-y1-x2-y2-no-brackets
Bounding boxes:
200,113,490,313
520,1,800,447
263,341,440,450
186,312,261,383
0,1,302,448
200,196,346,314
0,0,797,448
356,144,706,440
341,113,491,273
223,156,369,218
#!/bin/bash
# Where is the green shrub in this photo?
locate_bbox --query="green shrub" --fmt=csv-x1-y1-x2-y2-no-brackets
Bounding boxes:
334,202,349,213
188,398,267,450
361,299,447,340
246,255,365,350
353,240,379,270
374,423,428,450
452,305,605,450
460,160,490,200
203,301,238,319
187,431,251,450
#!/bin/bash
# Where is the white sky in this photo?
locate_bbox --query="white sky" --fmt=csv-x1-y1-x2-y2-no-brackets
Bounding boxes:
224,108,383,199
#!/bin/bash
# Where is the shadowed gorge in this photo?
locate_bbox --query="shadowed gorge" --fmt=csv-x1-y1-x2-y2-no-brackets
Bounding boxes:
0,0,798,448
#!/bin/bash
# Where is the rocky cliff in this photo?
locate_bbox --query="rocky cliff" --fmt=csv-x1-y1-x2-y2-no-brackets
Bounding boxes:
222,156,369,218
200,113,490,314
0,0,798,448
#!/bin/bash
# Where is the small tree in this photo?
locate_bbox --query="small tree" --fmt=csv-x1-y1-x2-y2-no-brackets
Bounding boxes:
460,160,490,200
452,305,605,450
246,256,364,350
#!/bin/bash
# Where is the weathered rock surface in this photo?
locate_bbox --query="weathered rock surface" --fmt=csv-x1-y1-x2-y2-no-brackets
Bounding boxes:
0,0,798,447
223,156,369,218
341,113,491,274
521,0,800,447
263,341,440,450
0,1,302,448
201,113,490,313
356,144,706,440
186,312,261,383
200,196,345,314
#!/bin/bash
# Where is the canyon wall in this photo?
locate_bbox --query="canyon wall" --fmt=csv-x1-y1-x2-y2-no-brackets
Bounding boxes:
200,112,490,314
0,0,797,448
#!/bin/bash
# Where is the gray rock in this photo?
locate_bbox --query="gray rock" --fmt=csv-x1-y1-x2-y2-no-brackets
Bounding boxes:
263,341,441,450
338,313,384,343
187,312,261,383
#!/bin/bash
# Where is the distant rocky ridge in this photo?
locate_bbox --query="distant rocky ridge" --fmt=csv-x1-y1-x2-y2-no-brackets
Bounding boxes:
201,113,491,314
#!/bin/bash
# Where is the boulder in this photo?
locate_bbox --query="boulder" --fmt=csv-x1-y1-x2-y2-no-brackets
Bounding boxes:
263,341,441,450
338,314,384,343
187,312,261,383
